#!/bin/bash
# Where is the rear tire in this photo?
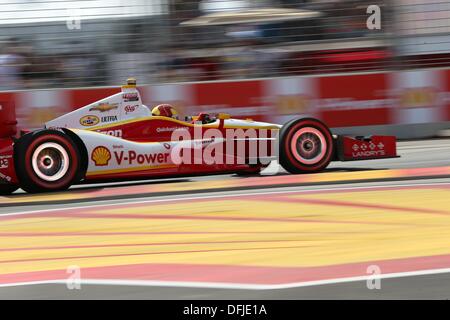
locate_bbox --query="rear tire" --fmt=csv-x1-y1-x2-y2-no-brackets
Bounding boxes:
15,130,82,193
0,185,18,195
279,117,333,174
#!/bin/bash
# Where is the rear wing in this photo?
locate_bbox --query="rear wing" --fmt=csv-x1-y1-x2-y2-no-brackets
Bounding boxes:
0,100,17,138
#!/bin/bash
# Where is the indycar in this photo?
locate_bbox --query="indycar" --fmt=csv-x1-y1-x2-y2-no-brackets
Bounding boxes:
0,78,397,194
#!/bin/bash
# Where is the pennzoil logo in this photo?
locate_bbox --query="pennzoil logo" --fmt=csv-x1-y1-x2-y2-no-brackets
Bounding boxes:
400,88,437,108
80,115,100,127
91,146,111,166
89,103,119,113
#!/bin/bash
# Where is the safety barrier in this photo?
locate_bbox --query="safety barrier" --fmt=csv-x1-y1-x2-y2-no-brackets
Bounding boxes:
1,68,450,139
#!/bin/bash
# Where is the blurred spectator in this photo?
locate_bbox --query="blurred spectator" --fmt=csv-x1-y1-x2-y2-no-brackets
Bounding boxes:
0,39,26,90
1,0,441,89
221,43,257,79
61,46,98,87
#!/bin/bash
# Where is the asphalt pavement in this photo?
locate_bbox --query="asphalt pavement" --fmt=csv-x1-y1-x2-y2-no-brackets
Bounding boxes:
1,139,450,299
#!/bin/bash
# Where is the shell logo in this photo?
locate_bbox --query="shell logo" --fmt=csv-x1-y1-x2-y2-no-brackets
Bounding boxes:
80,115,100,127
91,146,111,166
400,88,437,108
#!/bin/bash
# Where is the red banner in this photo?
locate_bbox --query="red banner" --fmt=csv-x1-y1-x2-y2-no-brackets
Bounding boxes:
4,69,450,130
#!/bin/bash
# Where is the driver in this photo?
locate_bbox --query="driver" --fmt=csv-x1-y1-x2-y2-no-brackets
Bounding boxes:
152,104,179,119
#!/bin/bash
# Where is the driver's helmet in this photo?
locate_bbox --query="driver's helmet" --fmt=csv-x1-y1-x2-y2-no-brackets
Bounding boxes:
152,104,178,119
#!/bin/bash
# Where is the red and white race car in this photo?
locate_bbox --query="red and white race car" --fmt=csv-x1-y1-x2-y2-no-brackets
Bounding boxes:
0,79,397,194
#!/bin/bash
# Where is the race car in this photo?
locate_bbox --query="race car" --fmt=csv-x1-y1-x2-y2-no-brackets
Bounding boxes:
0,78,397,194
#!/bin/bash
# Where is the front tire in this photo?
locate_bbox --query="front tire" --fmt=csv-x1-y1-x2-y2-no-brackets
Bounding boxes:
279,117,334,174
0,185,19,195
15,130,82,193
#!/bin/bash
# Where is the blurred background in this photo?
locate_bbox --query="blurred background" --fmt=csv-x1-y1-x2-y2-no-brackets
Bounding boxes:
1,0,448,88
1,0,450,138
2,2,450,299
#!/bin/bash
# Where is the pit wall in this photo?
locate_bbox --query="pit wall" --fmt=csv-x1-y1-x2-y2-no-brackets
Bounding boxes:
2,68,450,139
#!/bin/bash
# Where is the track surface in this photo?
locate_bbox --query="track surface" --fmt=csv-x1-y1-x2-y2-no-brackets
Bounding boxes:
1,139,450,299
2,271,450,300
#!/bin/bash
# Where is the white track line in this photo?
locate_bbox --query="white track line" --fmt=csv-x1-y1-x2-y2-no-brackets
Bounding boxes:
398,144,450,150
1,267,450,290
2,181,450,218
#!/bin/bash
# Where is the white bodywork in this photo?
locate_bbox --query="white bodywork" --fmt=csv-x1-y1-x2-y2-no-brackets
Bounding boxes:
69,129,182,177
46,87,151,130
45,86,280,177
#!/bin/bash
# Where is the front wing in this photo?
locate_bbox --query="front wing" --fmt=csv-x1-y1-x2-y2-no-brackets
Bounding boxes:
335,135,398,161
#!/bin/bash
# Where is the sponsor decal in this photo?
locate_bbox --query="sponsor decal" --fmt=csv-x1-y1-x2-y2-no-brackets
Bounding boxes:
0,157,9,169
125,104,139,114
123,93,139,102
320,98,389,110
80,115,100,127
89,103,119,113
351,142,385,158
96,129,123,138
156,126,189,133
277,95,310,114
352,150,386,157
101,116,118,123
91,146,112,166
400,88,437,108
0,171,11,182
114,150,170,166
194,138,215,146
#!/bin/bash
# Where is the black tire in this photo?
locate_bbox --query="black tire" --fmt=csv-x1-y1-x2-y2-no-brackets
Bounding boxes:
0,185,19,195
15,130,82,193
235,164,264,176
279,117,334,174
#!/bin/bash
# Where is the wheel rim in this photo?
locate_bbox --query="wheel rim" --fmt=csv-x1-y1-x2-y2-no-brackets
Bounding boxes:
31,142,70,182
290,127,327,165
